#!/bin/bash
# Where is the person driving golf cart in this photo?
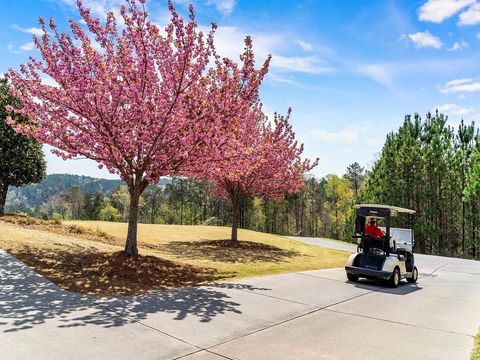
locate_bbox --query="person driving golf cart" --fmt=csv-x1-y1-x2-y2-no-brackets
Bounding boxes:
365,218,384,238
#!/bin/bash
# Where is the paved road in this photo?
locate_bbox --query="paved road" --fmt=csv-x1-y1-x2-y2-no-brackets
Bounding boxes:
1,239,480,360
289,236,358,252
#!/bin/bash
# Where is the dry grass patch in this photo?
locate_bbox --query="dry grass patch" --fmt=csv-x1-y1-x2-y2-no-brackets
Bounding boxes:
1,214,116,244
66,221,350,279
473,329,480,360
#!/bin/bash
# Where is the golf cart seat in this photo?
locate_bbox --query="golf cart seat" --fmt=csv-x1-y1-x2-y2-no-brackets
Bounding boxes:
359,235,395,254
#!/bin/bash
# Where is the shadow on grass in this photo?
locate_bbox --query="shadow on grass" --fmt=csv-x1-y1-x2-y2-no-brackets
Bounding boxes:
6,245,229,296
0,250,248,333
155,239,300,263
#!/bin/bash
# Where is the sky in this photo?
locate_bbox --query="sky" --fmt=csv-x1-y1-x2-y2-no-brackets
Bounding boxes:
1,0,480,179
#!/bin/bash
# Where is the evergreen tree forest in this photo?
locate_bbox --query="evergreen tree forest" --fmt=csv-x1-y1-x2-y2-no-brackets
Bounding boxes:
362,112,479,259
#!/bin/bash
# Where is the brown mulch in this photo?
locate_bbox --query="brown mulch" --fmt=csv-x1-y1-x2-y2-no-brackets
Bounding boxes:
9,247,220,296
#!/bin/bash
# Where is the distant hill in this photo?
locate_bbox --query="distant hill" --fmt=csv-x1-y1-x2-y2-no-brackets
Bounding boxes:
6,174,171,211
6,174,123,209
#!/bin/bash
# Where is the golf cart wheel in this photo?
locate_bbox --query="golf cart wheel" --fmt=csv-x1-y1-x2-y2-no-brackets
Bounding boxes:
407,266,418,284
347,273,359,282
388,268,400,288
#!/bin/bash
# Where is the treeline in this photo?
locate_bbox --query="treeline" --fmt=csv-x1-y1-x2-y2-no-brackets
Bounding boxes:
19,171,362,242
361,112,479,259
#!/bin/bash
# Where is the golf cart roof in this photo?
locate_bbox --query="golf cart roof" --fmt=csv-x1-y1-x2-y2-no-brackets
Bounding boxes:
355,204,416,216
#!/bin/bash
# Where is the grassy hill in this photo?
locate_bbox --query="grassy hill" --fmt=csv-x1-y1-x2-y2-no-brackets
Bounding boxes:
0,215,349,296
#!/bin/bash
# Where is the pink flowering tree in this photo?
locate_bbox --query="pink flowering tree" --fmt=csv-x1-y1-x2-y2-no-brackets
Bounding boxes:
188,38,316,242
6,0,222,257
205,107,318,242
183,36,271,174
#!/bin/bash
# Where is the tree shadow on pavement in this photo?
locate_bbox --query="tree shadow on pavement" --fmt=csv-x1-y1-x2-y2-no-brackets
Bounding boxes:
157,239,300,263
0,251,246,333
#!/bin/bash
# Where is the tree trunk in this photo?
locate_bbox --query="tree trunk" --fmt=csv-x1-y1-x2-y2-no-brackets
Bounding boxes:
231,194,240,242
150,190,155,224
0,181,8,216
125,186,141,257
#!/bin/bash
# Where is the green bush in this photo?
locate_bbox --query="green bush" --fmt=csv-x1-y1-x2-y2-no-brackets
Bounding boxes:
51,212,63,223
99,204,121,222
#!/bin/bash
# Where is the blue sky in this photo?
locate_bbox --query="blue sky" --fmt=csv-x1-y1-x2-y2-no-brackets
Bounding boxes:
1,0,480,179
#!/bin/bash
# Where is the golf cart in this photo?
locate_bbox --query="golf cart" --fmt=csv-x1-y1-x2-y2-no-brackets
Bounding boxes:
345,204,419,288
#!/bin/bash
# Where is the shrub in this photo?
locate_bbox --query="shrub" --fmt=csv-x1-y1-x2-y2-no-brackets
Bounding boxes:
99,204,121,222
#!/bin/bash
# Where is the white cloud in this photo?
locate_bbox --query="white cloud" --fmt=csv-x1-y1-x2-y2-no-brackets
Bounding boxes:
435,103,474,115
206,0,236,15
458,2,480,24
7,42,35,54
211,25,334,75
356,64,393,87
11,24,43,36
419,0,475,23
58,1,332,75
311,125,367,145
448,40,469,50
57,0,123,20
295,39,313,51
272,55,334,74
439,78,480,93
402,31,443,49
210,25,281,60
266,73,301,87
19,42,35,51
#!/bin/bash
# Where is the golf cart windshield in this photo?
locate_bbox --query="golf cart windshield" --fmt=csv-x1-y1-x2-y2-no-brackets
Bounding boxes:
379,227,414,251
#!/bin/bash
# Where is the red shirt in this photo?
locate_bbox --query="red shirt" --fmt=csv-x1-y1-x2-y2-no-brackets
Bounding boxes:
365,224,384,237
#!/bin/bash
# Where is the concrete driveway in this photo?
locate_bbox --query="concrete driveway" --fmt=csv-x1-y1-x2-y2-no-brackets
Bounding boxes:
1,238,480,360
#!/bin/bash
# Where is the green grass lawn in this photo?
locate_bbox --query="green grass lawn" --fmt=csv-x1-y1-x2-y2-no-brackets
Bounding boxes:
0,215,349,296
